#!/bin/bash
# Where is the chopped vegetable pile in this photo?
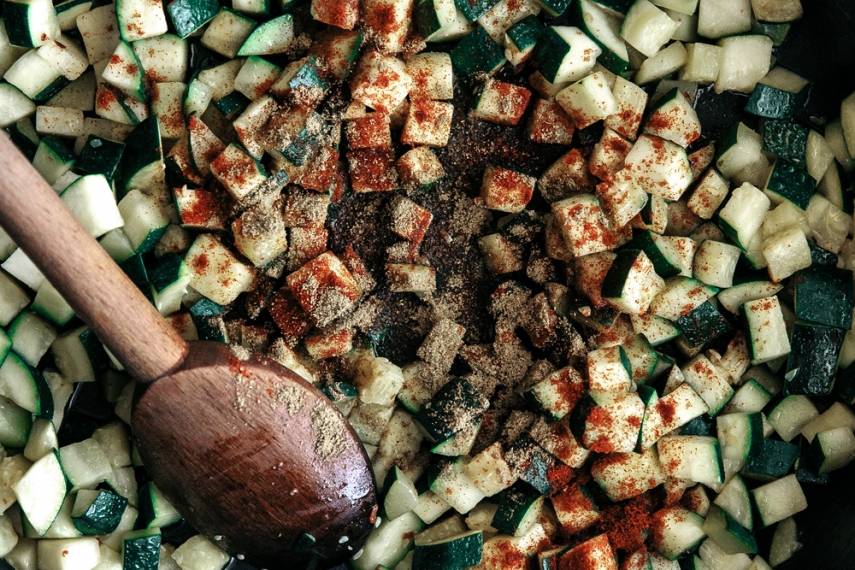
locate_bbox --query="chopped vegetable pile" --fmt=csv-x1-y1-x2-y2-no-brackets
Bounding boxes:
1,0,855,569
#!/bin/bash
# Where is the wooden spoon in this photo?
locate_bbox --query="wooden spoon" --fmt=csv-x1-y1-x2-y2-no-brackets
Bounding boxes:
0,136,377,569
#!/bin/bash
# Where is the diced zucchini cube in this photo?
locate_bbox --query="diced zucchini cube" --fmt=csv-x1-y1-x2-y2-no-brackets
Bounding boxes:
635,41,688,86
525,366,586,421
527,99,575,145
578,392,645,453
745,67,810,120
606,76,647,140
697,0,751,39
687,168,728,219
551,193,616,257
762,226,811,282
471,79,532,126
463,441,517,496
784,322,845,396
715,35,773,94
363,0,413,53
620,0,678,57
200,8,256,58
167,0,219,38
4,0,60,48
643,87,700,148
350,50,411,113
794,266,853,329
415,0,474,43
743,296,790,365
397,147,445,189
286,251,361,327
622,134,692,201
555,71,617,129
534,26,600,84
232,206,289,268
480,165,535,213
595,170,647,227
680,43,722,84
805,193,850,254
269,56,329,106
478,233,524,274
558,534,616,568
551,482,600,533
718,182,770,249
210,143,268,202
386,263,437,293
37,537,101,570
184,234,256,306
682,354,733,415
692,240,740,288
702,505,757,555
402,99,454,147
406,52,454,100
390,196,433,244
807,426,855,474
751,474,806,527
602,249,665,315
449,26,506,77
504,14,544,66
60,174,124,239
587,345,632,394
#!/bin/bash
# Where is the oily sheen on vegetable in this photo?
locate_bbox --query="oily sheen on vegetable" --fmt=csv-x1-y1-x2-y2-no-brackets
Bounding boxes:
0,0,853,568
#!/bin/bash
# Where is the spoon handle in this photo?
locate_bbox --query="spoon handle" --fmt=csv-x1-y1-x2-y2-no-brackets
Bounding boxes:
0,135,187,383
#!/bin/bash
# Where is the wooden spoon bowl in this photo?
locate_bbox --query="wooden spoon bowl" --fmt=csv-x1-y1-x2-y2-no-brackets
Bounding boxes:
134,341,376,568
0,136,377,568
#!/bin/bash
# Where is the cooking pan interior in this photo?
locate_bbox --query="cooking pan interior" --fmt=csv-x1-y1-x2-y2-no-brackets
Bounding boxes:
203,1,855,569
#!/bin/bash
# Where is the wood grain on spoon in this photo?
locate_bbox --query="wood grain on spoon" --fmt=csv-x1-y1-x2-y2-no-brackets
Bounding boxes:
0,135,377,568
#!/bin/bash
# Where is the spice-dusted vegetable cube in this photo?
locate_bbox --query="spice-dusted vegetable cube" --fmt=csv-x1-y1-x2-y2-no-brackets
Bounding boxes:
538,148,596,203
534,26,601,84
681,354,733,415
296,145,340,192
478,0,542,41
657,435,724,486
591,448,666,503
390,196,433,244
349,50,412,113
269,56,329,106
310,0,359,29
605,76,647,141
602,249,665,315
281,224,325,271
449,26,506,77
151,82,186,140
406,52,454,100
504,14,545,66
213,91,250,120
551,482,600,534
402,99,454,147
200,8,256,58
762,226,811,282
686,169,728,220
551,194,616,257
471,79,531,126
167,0,218,38
463,441,517,496
414,0,473,43
575,392,645,453
232,207,289,268
596,172,647,229
453,0,502,22
743,296,790,365
397,146,446,189
415,377,488,442
589,128,632,180
556,72,617,130
480,166,535,214
346,113,392,149
283,189,329,229
588,345,632,395
622,134,693,201
479,233,524,274
386,263,437,293
715,35,773,94
174,187,228,231
210,143,268,202
184,234,256,306
347,148,399,192
362,0,413,53
234,56,281,102
693,240,740,288
526,98,575,145
307,28,363,81
268,288,312,344
643,88,701,148
353,353,405,405
305,328,353,360
286,251,362,327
